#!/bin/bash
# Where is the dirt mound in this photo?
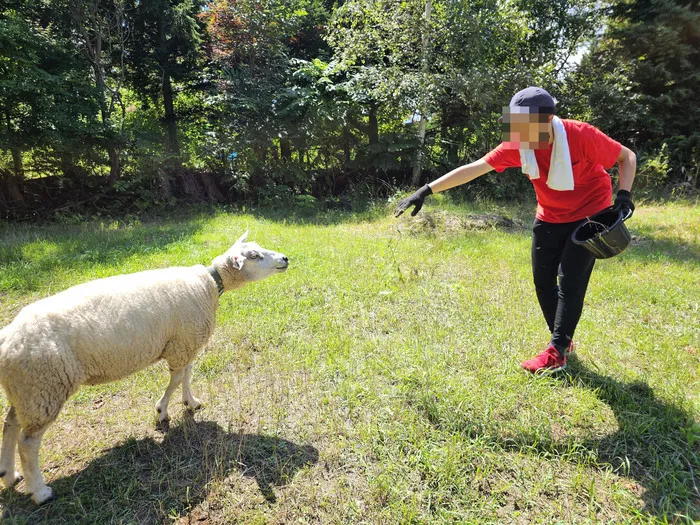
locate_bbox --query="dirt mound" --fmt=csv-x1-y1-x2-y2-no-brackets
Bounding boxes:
399,210,525,235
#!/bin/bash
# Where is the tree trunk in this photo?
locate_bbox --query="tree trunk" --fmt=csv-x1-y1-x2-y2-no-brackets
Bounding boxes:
411,0,432,187
83,11,121,185
7,148,26,207
411,115,427,186
107,142,120,185
156,5,180,160
60,151,79,180
342,125,351,164
162,71,180,156
11,146,23,178
451,126,463,165
2,105,25,206
198,172,225,202
158,168,172,200
299,136,308,167
180,170,206,201
368,103,379,146
440,106,458,166
280,138,292,160
253,143,267,164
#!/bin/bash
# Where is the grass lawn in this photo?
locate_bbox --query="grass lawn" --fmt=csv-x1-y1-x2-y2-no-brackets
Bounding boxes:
0,198,698,524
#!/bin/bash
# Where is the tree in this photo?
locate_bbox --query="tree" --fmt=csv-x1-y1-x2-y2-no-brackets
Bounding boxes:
61,0,129,184
203,0,330,172
0,9,99,206
578,0,699,184
127,0,205,158
327,0,600,184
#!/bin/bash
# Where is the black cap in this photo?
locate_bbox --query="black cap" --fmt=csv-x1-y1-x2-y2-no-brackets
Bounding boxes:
508,86,556,115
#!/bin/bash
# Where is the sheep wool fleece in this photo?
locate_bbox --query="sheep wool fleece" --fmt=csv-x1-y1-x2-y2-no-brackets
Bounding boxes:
0,232,289,505
0,265,229,434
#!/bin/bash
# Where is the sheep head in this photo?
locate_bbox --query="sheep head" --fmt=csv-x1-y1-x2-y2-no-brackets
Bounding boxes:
211,231,289,291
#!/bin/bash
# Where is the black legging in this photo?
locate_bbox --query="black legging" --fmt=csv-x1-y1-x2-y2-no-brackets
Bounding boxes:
531,218,596,354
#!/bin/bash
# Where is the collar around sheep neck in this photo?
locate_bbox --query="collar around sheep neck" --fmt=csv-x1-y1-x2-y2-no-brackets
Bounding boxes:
207,266,224,296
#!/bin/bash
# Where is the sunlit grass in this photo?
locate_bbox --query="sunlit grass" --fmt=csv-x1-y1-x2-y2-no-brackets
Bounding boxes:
0,200,698,523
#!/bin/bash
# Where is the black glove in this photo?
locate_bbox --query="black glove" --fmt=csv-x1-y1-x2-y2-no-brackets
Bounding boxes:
613,189,635,219
394,184,433,217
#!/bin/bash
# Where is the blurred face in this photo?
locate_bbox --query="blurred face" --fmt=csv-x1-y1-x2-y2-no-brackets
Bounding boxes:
501,109,553,150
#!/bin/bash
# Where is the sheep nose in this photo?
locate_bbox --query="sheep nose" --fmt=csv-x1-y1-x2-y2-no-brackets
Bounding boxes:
282,256,289,263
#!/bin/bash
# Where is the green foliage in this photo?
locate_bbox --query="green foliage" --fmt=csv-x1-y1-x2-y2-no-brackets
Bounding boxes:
126,0,205,100
0,9,100,167
1,0,696,217
564,0,700,189
325,0,603,184
635,143,671,194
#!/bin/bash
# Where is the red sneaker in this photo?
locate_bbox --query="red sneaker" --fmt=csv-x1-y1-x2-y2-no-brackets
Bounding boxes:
521,344,567,374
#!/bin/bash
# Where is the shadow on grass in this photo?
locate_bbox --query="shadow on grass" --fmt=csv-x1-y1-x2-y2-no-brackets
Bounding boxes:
561,359,700,520
0,217,206,294
0,417,319,524
494,359,699,520
242,199,386,226
624,232,700,265
413,359,698,520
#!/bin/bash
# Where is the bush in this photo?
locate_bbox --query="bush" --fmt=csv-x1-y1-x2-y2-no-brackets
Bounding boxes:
634,144,671,195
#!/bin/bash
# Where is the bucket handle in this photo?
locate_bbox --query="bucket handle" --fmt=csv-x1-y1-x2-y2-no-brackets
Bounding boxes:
582,206,632,227
600,205,633,222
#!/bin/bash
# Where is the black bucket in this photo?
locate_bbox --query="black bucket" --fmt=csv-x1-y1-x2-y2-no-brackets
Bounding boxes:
571,207,632,259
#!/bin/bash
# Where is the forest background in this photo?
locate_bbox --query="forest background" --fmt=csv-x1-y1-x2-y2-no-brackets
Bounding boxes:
1,0,698,219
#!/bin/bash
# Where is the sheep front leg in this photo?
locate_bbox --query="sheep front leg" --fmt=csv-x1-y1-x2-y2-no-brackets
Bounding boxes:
17,427,53,504
181,364,203,411
155,368,186,423
0,406,22,488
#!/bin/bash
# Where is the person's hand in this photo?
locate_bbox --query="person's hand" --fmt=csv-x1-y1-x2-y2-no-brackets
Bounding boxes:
613,189,634,219
394,184,433,217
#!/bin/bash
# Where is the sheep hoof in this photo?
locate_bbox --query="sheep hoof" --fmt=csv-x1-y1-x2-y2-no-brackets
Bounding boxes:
1,470,23,488
32,486,55,505
155,401,169,419
156,417,171,432
184,397,203,411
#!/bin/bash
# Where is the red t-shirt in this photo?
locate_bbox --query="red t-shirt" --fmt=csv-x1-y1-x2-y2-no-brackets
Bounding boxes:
483,119,622,223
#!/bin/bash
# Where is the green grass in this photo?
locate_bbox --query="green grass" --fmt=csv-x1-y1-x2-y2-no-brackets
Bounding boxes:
0,199,698,524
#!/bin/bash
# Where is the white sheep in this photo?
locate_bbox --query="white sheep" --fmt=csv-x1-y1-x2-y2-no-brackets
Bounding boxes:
0,232,288,504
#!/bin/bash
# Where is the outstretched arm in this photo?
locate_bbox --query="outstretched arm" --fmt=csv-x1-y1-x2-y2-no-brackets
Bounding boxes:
429,158,494,193
395,158,495,217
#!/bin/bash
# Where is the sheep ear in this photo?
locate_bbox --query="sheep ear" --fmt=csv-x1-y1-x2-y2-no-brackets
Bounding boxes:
234,231,248,246
230,254,246,271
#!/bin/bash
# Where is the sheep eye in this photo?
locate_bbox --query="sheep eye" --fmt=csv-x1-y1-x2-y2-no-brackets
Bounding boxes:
248,251,262,260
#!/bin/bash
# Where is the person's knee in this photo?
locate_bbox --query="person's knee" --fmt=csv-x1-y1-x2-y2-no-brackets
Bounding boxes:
534,277,558,294
557,276,588,298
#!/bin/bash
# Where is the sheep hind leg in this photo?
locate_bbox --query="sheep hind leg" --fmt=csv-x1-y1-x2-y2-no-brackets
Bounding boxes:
18,426,54,504
155,368,186,423
181,364,203,412
0,406,23,488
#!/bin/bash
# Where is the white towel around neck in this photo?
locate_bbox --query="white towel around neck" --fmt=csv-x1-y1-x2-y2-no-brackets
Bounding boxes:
519,116,574,191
